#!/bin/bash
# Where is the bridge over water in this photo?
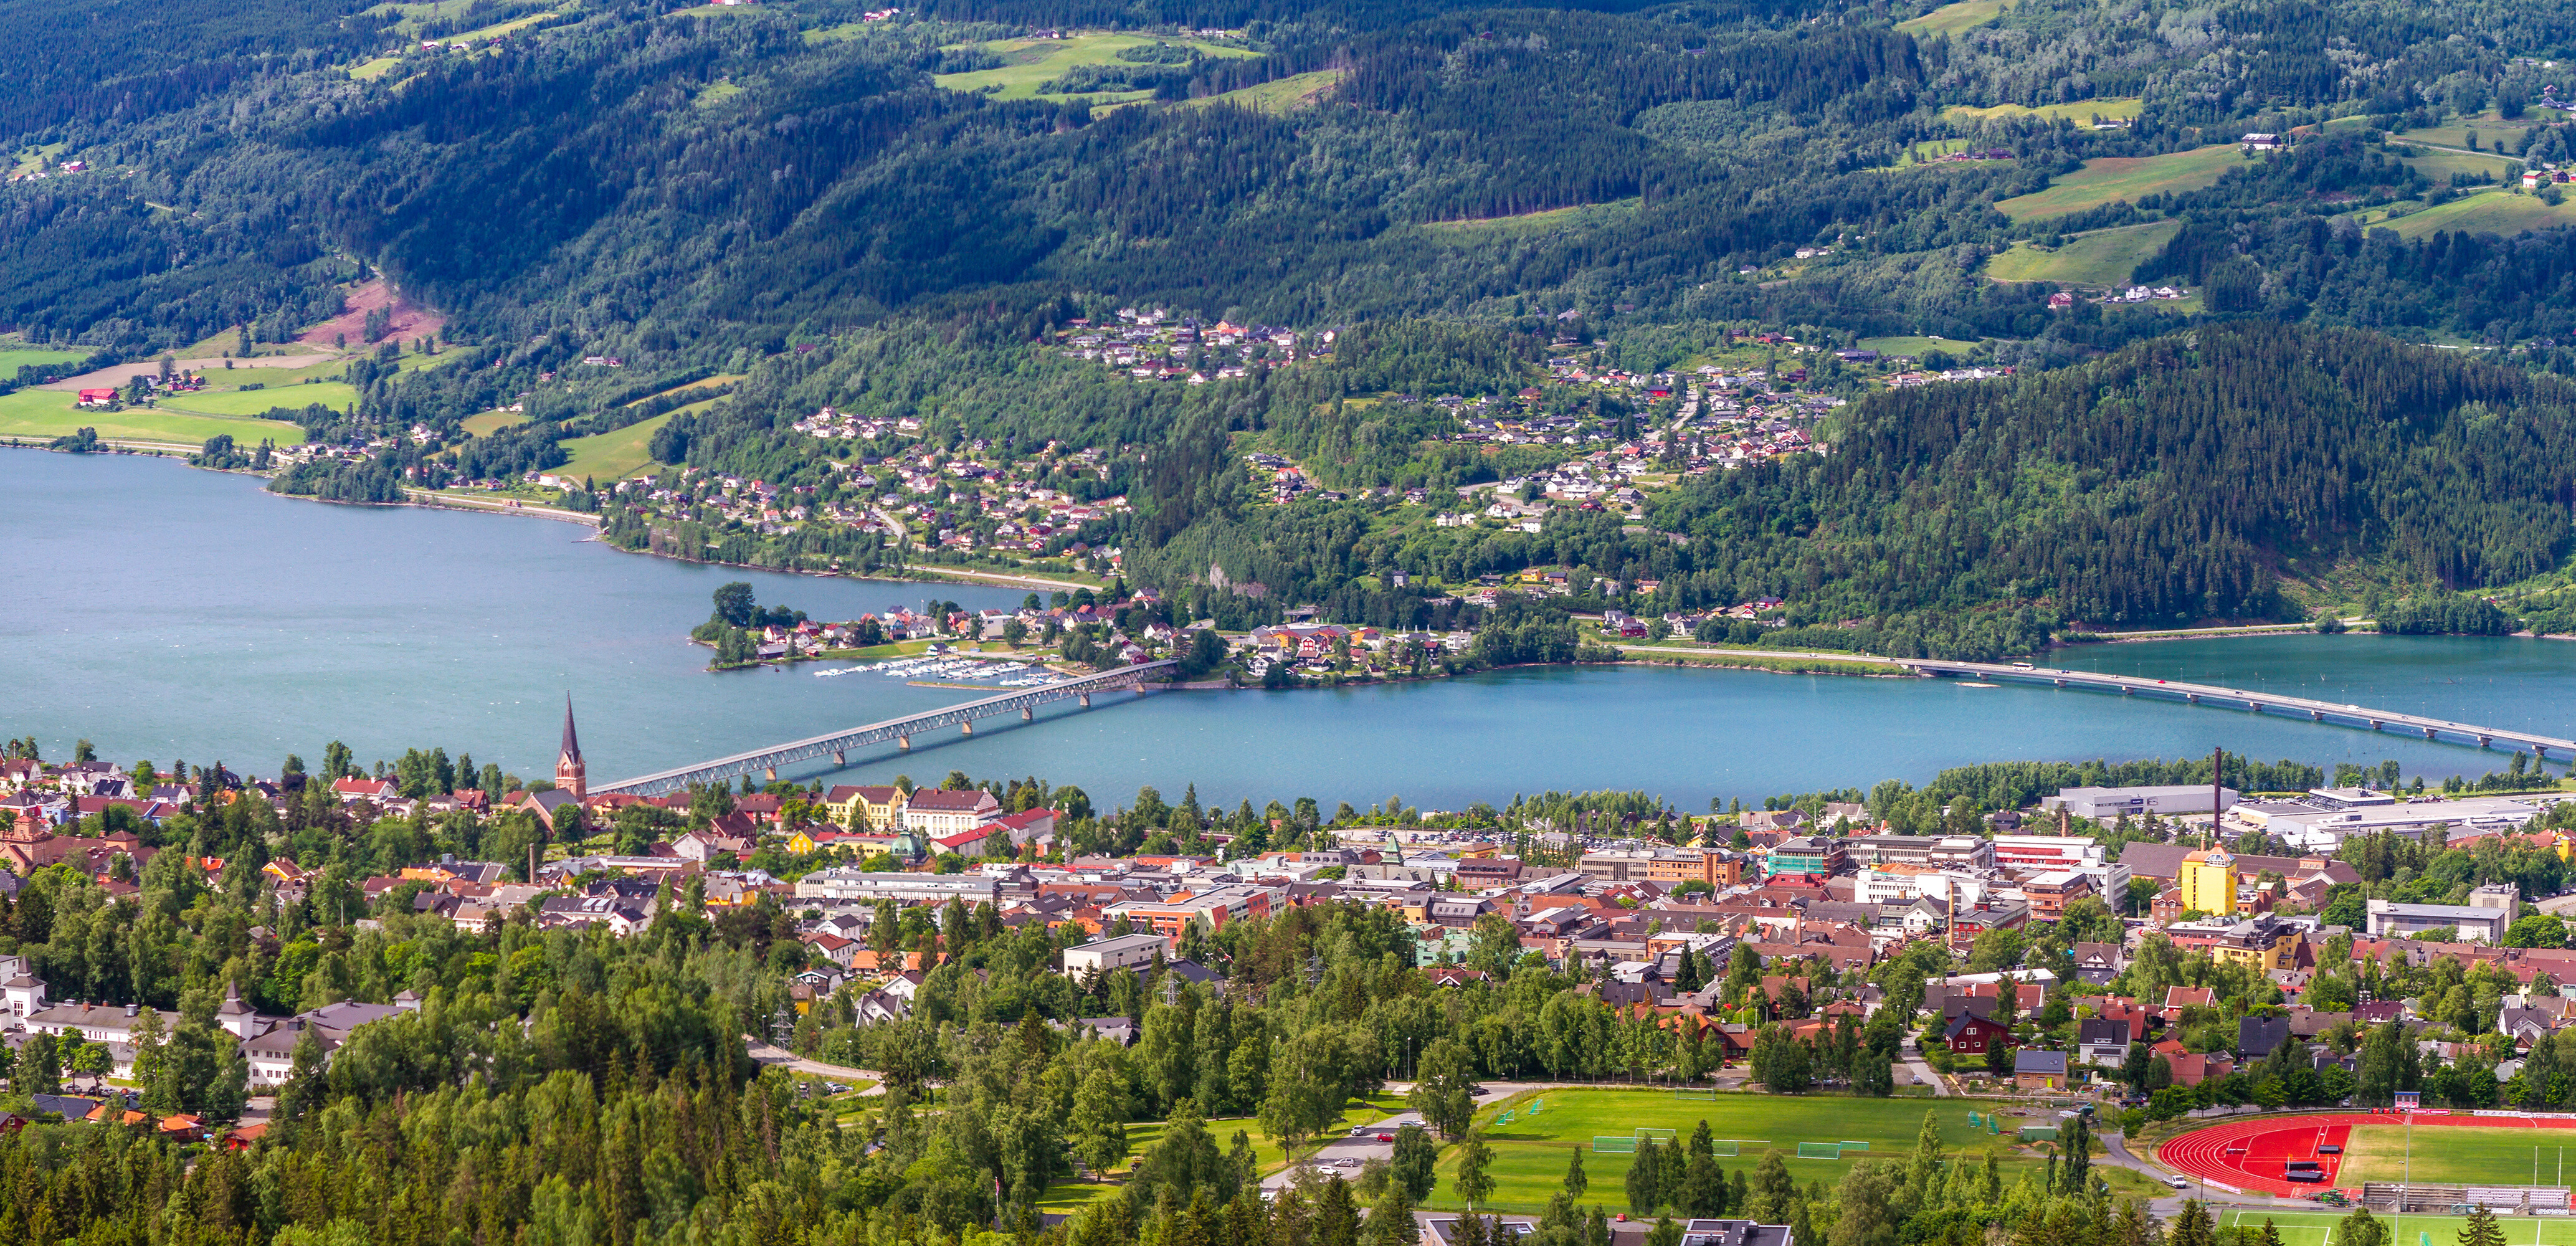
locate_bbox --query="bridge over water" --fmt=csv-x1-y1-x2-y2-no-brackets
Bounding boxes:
1897,659,2576,758
595,660,1178,796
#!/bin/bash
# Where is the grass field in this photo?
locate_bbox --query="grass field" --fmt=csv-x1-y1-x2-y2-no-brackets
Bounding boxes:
2365,189,2576,239
0,389,306,445
1897,0,2011,35
558,412,679,483
161,382,358,416
1984,220,2182,286
623,373,742,406
0,346,90,371
1940,97,2144,125
2337,1125,2576,1186
1415,1090,2067,1214
1186,68,1346,114
1037,1091,1412,1212
1856,335,1978,356
462,411,530,437
2392,116,2539,157
2398,146,2521,183
1997,145,2245,222
2221,1210,2576,1246
1420,199,1641,236
933,34,1258,101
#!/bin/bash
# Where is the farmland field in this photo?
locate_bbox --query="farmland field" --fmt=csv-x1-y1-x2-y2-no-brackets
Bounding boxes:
2398,146,2521,183
623,373,741,407
1941,97,2144,126
1898,0,2010,35
2337,1124,2576,1186
462,411,530,437
1416,1090,2068,1214
933,34,1259,102
1984,220,2183,287
1997,145,2245,221
2369,190,2576,239
0,389,306,445
160,382,358,417
557,411,684,483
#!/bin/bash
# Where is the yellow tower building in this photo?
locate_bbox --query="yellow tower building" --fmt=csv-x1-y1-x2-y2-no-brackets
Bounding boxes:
2178,849,2237,916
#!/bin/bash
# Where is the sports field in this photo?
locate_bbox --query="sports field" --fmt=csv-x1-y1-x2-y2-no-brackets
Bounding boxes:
2368,190,2576,240
0,388,306,445
2339,1125,2576,1186
1985,220,2182,287
932,34,1258,101
1897,0,2010,36
1996,145,2244,222
2221,1210,2576,1246
1418,1090,2066,1213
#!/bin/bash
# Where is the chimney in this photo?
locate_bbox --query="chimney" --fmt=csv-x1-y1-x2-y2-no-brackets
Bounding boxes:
125,1003,137,1017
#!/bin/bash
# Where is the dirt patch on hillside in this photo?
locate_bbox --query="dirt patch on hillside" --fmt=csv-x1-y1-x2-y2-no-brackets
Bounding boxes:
41,352,331,391
298,280,447,347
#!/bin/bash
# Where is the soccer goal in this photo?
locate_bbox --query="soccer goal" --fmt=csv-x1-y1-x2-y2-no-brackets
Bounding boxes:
1711,1141,1752,1158
1841,1142,1870,1152
1637,1128,1680,1143
1675,1087,1719,1101
1594,1137,1640,1153
1798,1143,1846,1159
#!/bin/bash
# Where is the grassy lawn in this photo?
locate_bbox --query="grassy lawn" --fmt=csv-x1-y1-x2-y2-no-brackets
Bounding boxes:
2366,189,2576,239
0,389,306,445
2398,146,2521,183
352,56,402,79
1996,145,2245,222
1038,1092,1412,1212
2391,115,2539,156
2218,1210,2576,1246
1897,0,2011,35
1186,68,1346,114
1414,1089,2065,1214
1985,220,2183,287
463,411,530,437
2338,1124,2576,1186
1939,97,2142,125
558,412,679,483
1420,199,1642,236
624,373,743,406
161,381,357,417
933,34,1259,102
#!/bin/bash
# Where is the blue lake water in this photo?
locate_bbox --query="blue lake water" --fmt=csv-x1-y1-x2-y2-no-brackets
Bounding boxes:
6,450,2572,811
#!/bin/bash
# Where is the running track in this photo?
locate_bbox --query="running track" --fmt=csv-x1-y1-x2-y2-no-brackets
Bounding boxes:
2159,1114,2576,1198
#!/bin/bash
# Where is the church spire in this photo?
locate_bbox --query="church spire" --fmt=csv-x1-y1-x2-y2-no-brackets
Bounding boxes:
556,695,587,800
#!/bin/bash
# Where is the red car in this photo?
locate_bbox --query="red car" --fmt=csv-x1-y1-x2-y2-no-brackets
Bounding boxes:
1375,1133,1395,1142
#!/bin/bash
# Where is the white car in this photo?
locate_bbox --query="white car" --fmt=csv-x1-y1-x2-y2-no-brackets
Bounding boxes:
2166,1177,2190,1190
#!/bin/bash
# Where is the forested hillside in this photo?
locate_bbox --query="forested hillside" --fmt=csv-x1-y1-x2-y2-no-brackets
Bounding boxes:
16,0,2576,637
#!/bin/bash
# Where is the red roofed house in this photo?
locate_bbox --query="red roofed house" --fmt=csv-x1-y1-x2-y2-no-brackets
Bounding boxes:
333,778,399,803
902,788,1001,837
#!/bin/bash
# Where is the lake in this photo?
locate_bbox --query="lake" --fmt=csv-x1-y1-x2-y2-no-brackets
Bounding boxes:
6,451,2570,811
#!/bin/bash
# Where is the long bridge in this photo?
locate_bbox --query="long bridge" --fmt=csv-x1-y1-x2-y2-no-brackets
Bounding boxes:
1896,658,2576,758
594,661,1178,796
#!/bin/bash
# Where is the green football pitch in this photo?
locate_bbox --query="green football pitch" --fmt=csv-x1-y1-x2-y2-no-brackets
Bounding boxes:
2339,1125,2576,1187
1420,1090,2102,1213
2223,1210,2576,1246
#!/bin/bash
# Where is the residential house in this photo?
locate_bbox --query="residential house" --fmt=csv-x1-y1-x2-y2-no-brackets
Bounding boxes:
903,789,1001,837
2078,1017,2132,1067
2013,1049,2068,1090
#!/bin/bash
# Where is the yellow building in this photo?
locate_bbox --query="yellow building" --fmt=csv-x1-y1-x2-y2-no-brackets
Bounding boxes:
2178,849,2238,916
822,784,906,832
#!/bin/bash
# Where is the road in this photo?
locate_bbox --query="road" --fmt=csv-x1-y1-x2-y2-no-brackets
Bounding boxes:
1615,644,1913,667
1901,1040,1951,1097
404,487,602,525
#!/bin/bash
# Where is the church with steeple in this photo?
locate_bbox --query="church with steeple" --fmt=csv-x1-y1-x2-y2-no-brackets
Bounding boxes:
555,695,586,801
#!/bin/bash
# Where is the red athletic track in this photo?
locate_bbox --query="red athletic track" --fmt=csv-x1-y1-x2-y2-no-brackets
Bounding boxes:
2158,1113,2576,1197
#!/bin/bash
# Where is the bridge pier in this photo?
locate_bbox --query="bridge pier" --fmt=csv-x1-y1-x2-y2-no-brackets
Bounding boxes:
898,735,910,751
2311,710,2322,721
2186,693,2198,703
832,750,845,766
962,720,974,736
2053,678,2065,687
2479,736,2491,748
2249,701,2261,713
1022,707,1034,721
1080,693,1091,708
2369,720,2382,731
2121,687,2133,696
764,766,777,781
